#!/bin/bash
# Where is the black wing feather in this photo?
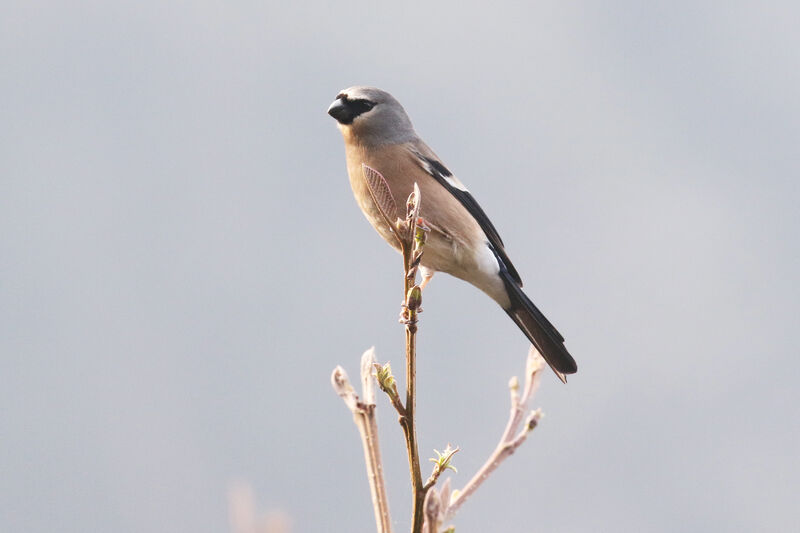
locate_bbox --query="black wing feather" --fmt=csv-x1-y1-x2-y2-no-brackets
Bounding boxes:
415,153,523,286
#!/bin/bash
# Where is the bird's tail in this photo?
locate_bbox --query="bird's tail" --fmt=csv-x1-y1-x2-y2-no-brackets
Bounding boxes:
500,272,577,383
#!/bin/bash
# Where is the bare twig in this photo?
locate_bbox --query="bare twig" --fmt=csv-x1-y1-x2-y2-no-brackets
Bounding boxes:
331,349,393,533
444,346,546,520
396,184,431,533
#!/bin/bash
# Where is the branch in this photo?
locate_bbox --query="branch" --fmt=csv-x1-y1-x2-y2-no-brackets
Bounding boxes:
444,346,546,520
397,184,430,533
331,348,393,533
360,166,433,533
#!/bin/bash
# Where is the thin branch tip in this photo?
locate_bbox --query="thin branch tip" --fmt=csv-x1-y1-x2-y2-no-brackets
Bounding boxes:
331,366,359,411
360,347,377,405
445,350,546,520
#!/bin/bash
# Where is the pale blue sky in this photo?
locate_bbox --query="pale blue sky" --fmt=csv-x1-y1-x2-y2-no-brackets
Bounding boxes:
2,2,798,532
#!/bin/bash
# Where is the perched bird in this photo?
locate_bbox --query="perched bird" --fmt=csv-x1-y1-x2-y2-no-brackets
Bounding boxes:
328,86,577,382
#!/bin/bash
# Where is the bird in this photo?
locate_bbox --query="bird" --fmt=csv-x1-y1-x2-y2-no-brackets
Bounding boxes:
327,86,577,382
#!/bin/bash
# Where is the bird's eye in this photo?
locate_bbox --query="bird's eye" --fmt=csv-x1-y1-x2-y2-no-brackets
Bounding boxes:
350,99,375,114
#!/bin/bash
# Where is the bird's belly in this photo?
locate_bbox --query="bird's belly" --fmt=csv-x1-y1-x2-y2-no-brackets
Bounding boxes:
350,177,472,277
349,171,404,252
422,234,510,306
344,149,508,306
418,230,467,274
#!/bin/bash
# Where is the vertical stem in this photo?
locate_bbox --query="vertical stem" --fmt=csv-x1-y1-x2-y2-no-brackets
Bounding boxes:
402,245,426,533
407,326,425,532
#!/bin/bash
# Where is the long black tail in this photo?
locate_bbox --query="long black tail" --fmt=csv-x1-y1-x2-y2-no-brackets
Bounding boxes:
499,269,577,383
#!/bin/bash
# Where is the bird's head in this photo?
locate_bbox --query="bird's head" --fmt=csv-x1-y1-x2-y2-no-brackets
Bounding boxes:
327,86,416,145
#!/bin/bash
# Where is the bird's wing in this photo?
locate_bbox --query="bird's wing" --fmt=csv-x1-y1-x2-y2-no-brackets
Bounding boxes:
408,142,523,286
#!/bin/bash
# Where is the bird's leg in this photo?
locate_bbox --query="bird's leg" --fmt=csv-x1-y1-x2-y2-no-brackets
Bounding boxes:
418,265,435,291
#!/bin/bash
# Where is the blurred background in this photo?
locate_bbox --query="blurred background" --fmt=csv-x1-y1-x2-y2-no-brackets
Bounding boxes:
2,1,798,532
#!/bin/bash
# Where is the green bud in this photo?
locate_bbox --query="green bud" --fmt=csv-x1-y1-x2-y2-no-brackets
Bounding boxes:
406,285,422,311
373,362,396,390
430,444,460,474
